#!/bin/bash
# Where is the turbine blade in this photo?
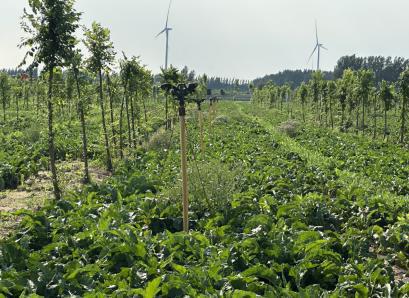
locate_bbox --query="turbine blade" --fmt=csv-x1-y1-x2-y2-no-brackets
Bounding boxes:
166,0,172,28
307,44,318,63
321,45,328,50
315,20,318,44
155,28,166,38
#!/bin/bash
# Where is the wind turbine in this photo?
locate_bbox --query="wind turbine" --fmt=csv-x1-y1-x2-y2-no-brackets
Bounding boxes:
156,0,173,70
308,21,327,71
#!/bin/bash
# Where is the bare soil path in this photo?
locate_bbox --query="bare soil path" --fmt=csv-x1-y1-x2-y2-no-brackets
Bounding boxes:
0,161,110,239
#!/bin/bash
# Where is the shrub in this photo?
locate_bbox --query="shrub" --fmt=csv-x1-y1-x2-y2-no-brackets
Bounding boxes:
164,160,243,218
0,162,19,190
212,115,229,125
278,119,301,137
144,128,173,152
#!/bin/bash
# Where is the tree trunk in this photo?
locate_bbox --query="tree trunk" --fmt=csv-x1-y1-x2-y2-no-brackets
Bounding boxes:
142,94,148,126
2,95,5,122
135,91,142,145
98,69,113,172
74,70,90,184
384,106,388,139
106,74,117,151
373,97,377,139
165,95,169,129
16,92,19,123
330,98,334,130
24,83,28,110
400,97,406,143
129,93,137,148
48,67,61,200
36,83,40,118
119,95,125,159
362,97,365,134
124,86,132,147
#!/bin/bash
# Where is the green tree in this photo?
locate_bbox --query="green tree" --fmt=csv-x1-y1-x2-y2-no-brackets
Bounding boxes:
20,0,80,200
399,69,409,143
341,69,358,131
120,55,134,149
336,78,347,130
139,67,153,129
327,80,337,129
370,87,378,139
70,50,90,183
321,81,329,126
310,71,324,122
0,73,11,122
379,80,394,139
84,22,115,172
106,71,118,151
356,69,375,133
298,82,308,122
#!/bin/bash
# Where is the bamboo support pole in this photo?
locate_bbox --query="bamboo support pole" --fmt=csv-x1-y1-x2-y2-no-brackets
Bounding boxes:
199,109,204,154
179,109,189,232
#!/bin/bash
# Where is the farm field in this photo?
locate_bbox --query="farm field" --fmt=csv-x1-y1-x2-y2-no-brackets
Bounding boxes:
1,100,408,297
2,0,409,297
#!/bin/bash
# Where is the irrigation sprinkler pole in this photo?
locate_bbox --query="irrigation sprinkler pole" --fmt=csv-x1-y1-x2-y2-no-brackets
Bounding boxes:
179,104,189,232
161,82,198,232
199,109,204,154
213,96,219,115
194,98,206,155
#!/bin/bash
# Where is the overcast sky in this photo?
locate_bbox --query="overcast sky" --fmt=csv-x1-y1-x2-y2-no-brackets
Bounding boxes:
1,0,409,80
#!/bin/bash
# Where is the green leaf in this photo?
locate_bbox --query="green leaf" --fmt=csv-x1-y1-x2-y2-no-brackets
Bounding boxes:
0,280,14,295
145,277,161,298
353,284,369,298
171,263,187,274
231,289,257,298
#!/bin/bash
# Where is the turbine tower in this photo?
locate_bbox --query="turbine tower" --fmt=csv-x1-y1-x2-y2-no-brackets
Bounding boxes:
308,21,327,71
156,0,173,70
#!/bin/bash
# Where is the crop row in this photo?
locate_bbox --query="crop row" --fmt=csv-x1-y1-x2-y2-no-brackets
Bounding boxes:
0,103,408,296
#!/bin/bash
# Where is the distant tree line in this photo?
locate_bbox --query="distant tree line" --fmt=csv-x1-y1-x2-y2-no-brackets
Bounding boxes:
153,65,250,93
180,65,250,92
207,77,250,93
334,55,409,82
0,68,38,78
253,69,333,88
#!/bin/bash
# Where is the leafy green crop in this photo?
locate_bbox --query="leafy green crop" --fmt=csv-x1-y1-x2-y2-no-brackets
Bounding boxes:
1,102,408,297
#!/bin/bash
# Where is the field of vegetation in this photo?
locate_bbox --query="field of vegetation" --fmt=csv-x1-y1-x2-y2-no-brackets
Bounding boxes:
1,0,409,297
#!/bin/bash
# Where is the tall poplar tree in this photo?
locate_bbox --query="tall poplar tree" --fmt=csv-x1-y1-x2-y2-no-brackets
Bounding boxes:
20,0,81,200
83,22,115,172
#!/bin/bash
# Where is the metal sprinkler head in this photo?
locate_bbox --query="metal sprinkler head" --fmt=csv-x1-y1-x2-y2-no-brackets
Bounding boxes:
161,82,198,115
192,98,206,110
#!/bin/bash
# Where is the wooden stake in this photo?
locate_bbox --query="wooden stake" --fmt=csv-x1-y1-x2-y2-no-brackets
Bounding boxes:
160,82,198,233
180,112,189,232
199,110,204,154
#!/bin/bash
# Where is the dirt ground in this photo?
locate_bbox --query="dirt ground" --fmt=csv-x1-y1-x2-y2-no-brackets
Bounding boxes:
0,161,110,239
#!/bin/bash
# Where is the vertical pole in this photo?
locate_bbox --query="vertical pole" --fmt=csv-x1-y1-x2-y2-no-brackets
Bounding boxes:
209,101,213,122
179,105,189,232
199,109,204,154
